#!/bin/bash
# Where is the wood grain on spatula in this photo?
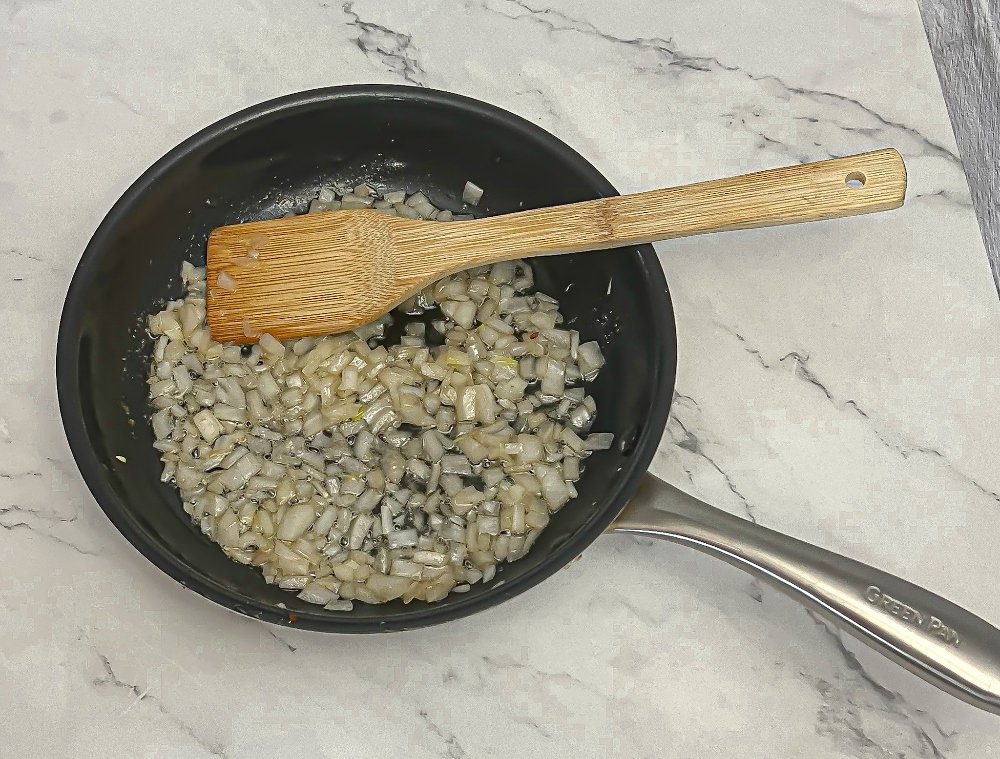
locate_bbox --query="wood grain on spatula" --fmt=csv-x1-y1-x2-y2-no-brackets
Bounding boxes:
207,148,906,344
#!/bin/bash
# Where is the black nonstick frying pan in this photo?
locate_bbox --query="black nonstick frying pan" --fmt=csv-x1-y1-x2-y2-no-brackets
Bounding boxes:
56,86,1000,713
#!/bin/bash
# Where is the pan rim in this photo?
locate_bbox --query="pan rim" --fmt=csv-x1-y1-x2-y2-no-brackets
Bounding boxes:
56,84,676,632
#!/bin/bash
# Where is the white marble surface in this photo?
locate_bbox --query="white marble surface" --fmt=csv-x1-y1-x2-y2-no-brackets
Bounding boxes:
2,0,999,755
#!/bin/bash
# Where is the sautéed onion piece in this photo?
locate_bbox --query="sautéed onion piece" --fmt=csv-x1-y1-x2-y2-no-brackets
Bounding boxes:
146,185,610,608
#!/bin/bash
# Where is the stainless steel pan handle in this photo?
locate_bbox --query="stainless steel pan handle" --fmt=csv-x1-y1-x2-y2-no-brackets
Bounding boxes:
611,474,1000,714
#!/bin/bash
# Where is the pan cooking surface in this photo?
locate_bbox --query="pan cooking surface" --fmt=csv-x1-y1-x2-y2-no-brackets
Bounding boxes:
57,86,676,631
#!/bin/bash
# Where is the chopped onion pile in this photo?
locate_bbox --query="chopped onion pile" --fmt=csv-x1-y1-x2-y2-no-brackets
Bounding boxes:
146,185,610,609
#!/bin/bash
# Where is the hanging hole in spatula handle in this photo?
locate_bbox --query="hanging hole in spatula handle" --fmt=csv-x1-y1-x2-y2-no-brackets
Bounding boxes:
845,171,867,189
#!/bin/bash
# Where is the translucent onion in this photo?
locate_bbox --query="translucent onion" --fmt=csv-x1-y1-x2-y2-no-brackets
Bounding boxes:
146,184,611,608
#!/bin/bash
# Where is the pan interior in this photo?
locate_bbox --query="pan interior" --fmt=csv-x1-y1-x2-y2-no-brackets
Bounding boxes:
59,87,675,631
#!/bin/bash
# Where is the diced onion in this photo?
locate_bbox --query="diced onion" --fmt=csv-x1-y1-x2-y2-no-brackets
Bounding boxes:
462,181,484,206
216,271,237,292
146,184,611,608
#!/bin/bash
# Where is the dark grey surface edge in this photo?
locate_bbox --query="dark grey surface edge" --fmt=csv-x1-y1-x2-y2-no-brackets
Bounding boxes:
918,0,1000,295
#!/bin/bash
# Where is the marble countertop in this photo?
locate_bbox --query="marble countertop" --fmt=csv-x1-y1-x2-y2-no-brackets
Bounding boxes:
3,0,999,756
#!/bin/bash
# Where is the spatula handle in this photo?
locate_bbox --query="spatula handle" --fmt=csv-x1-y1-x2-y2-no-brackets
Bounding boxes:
466,149,906,261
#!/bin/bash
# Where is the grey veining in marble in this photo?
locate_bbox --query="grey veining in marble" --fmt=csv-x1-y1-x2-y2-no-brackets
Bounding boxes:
2,0,999,756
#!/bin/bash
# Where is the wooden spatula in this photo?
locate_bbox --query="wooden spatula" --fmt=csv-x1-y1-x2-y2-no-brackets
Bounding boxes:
207,149,905,343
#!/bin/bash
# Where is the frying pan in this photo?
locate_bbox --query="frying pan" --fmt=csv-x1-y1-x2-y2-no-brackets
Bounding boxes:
56,85,1000,714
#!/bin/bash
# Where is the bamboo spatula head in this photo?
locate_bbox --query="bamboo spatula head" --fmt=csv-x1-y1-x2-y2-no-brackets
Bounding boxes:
207,210,455,344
